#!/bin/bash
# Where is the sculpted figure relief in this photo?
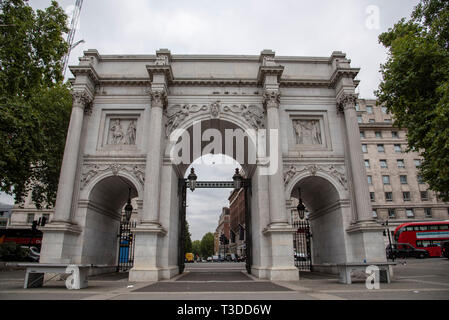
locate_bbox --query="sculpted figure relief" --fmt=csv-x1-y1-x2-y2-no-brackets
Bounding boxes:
126,120,137,145
110,120,124,144
294,120,322,145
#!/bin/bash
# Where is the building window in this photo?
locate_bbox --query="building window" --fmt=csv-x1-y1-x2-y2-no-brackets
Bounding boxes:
414,159,421,167
380,160,388,168
364,160,370,168
369,119,375,124
406,208,414,218
362,144,368,153
400,175,408,185
367,176,373,185
377,144,385,153
424,208,432,218
382,175,390,185
388,208,396,218
417,175,425,184
385,119,392,123
375,131,382,138
372,209,378,218
357,116,363,124
421,191,429,201
394,144,402,153
381,106,388,114
392,131,399,138
26,213,34,224
397,159,405,168
403,192,411,201
366,105,373,114
370,192,375,202
360,131,365,139
355,103,360,111
385,192,393,202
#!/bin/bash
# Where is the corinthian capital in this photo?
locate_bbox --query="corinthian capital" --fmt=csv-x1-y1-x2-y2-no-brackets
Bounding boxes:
336,93,358,112
149,89,168,109
262,90,281,109
71,90,93,109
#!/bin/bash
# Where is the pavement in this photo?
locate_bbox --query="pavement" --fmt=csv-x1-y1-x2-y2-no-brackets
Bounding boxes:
0,258,448,300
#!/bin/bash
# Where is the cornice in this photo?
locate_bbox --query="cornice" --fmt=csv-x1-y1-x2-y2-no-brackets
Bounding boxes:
68,65,100,85
329,68,360,88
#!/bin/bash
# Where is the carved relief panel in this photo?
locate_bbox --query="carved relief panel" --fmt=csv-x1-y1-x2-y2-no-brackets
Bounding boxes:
96,109,144,152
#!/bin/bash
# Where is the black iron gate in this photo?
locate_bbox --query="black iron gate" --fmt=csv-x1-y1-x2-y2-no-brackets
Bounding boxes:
178,174,252,274
293,219,312,271
117,219,136,272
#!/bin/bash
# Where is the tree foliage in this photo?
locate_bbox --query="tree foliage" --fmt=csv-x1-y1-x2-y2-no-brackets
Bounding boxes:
376,0,449,201
0,0,72,208
191,240,201,257
200,232,214,258
184,221,192,253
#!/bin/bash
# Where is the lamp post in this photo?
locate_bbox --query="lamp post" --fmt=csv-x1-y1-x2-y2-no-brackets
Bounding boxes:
188,168,197,192
124,187,133,223
297,188,306,220
232,168,243,189
382,220,394,261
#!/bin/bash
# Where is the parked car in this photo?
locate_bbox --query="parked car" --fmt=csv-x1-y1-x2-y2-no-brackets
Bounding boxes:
207,256,212,262
441,241,449,259
212,255,219,262
386,243,429,259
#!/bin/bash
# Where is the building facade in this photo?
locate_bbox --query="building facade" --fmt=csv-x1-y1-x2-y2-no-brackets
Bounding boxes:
228,188,246,257
214,207,230,256
357,98,449,242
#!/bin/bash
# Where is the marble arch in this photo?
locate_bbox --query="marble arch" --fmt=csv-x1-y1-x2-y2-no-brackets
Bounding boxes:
40,49,387,282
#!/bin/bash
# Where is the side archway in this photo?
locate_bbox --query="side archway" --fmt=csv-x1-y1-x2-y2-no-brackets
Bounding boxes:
79,174,140,266
287,172,350,267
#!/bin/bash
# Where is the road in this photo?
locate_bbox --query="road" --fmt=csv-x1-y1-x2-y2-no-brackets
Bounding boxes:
0,258,448,300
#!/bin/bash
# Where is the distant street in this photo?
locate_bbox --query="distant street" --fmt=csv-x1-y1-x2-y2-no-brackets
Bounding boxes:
0,258,448,300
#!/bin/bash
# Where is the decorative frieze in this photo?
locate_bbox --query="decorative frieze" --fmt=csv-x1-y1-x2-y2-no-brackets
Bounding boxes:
164,102,265,137
283,164,348,190
80,163,145,190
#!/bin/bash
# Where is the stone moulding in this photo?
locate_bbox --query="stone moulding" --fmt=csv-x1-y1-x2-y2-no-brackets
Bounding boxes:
283,164,348,190
80,163,145,190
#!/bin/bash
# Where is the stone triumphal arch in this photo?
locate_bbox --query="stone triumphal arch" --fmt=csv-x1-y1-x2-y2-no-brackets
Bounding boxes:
40,49,387,281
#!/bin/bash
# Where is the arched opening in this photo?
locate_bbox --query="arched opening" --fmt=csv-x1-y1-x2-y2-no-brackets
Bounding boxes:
81,175,139,267
170,117,258,278
289,175,348,269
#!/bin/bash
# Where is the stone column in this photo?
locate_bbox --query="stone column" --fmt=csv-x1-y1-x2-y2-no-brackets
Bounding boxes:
52,90,92,223
338,93,373,222
141,88,167,226
263,89,289,225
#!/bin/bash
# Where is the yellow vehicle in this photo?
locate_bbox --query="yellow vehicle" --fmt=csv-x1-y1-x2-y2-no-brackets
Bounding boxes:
185,252,194,263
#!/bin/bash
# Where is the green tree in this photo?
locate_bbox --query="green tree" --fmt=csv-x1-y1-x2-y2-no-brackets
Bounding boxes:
200,232,215,258
376,0,449,201
192,240,201,257
184,221,192,253
0,0,71,208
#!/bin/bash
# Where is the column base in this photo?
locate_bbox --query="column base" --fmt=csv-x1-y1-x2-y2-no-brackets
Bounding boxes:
347,221,387,263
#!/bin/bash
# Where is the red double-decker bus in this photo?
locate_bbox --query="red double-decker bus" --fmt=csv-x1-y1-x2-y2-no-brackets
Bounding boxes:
394,221,449,257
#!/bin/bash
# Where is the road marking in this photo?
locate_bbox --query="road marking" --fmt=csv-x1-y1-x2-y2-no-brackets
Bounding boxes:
308,293,346,300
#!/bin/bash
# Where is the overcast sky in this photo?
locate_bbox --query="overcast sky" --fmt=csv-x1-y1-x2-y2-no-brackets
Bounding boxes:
2,0,420,240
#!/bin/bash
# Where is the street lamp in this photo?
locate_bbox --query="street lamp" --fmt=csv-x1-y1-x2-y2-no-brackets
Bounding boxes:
232,168,243,189
124,187,133,223
188,168,197,192
297,188,306,220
